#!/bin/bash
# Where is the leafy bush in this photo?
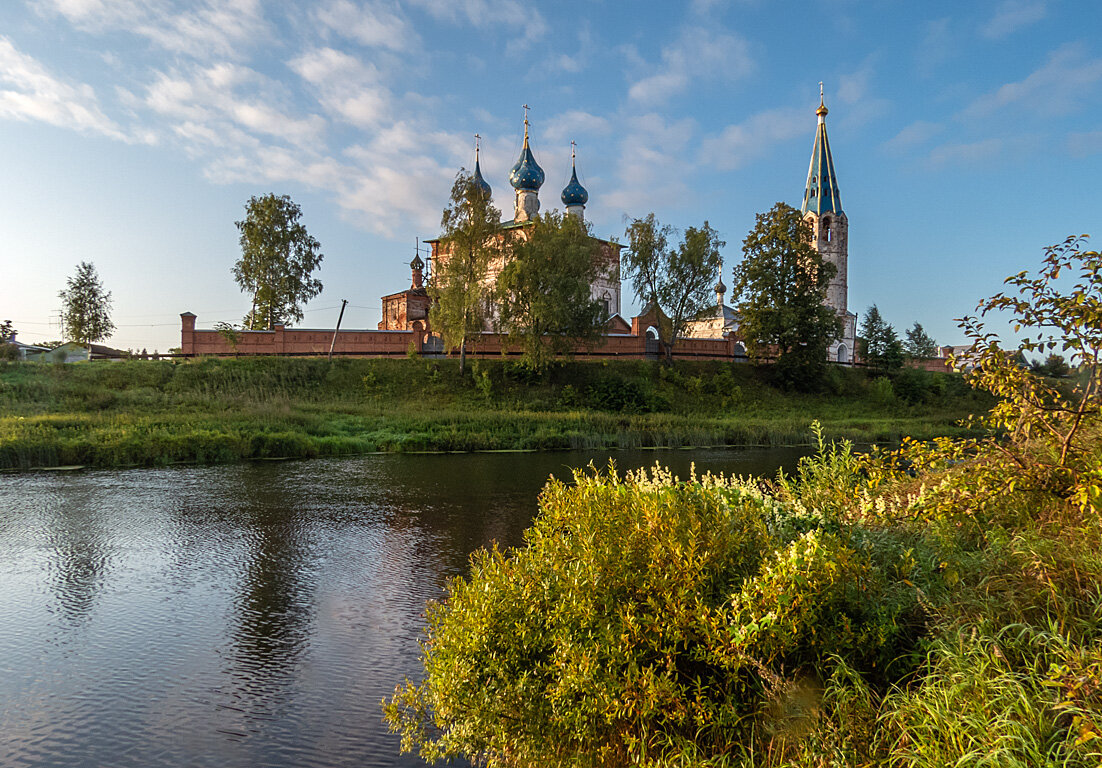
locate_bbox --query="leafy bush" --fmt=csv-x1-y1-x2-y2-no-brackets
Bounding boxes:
584,375,654,413
868,376,895,405
383,465,927,767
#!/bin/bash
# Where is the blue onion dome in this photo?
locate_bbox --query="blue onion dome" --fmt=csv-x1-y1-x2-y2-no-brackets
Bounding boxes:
561,163,588,207
472,157,492,198
509,134,545,192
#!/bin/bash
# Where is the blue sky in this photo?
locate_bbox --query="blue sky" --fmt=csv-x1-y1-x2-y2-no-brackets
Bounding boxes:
1,0,1099,353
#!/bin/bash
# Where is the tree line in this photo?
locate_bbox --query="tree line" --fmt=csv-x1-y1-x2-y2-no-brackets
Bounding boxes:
15,186,994,385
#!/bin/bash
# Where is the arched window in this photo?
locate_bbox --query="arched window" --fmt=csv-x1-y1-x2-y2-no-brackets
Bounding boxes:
837,344,849,363
822,217,832,244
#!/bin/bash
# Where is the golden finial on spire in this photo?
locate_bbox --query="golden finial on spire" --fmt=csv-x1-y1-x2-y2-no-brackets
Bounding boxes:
523,104,530,144
474,133,481,160
571,139,576,164
817,82,828,117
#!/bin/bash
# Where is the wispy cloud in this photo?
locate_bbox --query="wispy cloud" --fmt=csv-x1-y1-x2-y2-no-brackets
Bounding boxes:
698,107,805,171
0,36,128,140
981,0,1047,40
604,113,697,215
406,0,547,53
290,47,393,128
916,17,956,77
963,43,1102,119
144,63,326,148
928,137,1004,166
628,25,754,105
882,120,943,154
544,109,613,144
312,0,419,51
35,0,269,60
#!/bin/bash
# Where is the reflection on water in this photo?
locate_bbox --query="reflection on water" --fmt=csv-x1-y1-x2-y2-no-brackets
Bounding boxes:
0,447,806,767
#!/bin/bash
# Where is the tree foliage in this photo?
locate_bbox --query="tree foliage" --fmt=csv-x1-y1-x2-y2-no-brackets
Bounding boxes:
1033,353,1070,378
904,321,938,359
429,171,502,372
233,193,324,330
494,211,606,371
0,320,15,360
871,235,1102,515
58,261,114,345
623,213,724,362
213,321,242,356
731,203,840,389
860,304,904,370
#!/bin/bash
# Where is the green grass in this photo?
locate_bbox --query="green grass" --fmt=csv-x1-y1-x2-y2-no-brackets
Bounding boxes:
0,356,989,470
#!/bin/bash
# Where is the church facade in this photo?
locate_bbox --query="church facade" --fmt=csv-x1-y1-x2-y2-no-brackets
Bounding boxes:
379,116,623,331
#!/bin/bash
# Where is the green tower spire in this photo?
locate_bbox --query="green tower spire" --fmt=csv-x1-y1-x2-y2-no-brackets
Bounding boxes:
801,90,842,216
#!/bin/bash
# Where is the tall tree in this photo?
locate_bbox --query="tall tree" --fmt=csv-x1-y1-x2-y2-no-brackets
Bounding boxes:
429,170,502,372
860,304,904,370
58,261,115,345
731,202,840,389
623,213,724,362
904,321,938,359
233,194,323,330
495,211,606,371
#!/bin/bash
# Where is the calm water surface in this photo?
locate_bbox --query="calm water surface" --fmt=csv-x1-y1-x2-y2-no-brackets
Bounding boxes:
0,448,807,768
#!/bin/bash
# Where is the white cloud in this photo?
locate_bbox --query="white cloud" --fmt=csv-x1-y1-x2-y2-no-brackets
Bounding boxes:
144,63,325,148
928,138,1004,166
982,0,1047,40
698,107,805,171
543,109,613,144
882,120,943,154
34,0,268,59
917,17,956,76
833,59,890,126
603,113,697,215
290,47,392,128
964,43,1102,118
0,36,127,139
313,0,418,51
628,26,753,106
405,0,547,52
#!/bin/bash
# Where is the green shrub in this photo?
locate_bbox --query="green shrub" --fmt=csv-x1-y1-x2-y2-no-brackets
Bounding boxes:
869,376,895,405
893,367,930,404
384,465,927,767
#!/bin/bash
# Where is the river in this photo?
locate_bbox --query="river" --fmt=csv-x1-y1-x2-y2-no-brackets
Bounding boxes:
0,447,808,768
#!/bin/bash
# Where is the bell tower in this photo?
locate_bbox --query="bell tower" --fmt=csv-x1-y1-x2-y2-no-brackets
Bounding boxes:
801,87,848,315
801,85,855,362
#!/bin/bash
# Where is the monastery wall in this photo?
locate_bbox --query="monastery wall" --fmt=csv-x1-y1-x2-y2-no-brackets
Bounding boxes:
180,313,743,361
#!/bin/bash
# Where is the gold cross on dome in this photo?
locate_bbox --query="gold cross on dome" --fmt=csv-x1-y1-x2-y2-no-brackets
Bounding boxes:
474,133,481,157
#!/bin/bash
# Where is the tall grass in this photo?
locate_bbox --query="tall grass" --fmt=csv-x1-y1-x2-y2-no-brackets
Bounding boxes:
0,357,985,470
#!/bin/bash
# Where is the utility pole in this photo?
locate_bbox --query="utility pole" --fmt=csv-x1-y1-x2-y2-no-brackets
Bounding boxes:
328,299,348,361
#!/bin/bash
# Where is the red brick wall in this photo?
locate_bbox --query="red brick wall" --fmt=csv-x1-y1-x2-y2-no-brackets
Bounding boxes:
181,314,744,361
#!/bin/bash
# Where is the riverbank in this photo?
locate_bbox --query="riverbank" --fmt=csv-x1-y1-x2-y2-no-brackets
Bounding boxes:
0,357,990,470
